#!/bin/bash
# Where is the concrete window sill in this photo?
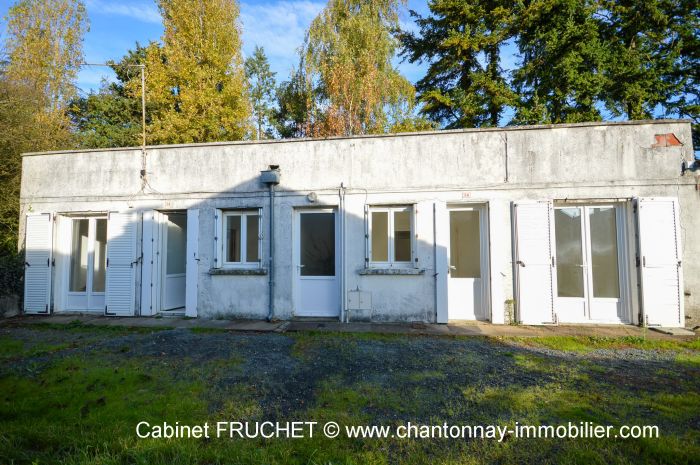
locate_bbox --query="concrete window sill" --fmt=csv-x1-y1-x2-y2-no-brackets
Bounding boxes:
209,268,268,276
358,268,425,276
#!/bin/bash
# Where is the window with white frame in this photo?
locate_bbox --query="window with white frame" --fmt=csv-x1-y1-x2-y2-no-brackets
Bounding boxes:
368,205,414,267
218,210,261,267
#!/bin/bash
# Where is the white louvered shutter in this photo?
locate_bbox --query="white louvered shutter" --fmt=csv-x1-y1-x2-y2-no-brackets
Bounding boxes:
23,213,53,314
637,198,684,327
105,211,139,316
185,209,199,317
513,201,556,325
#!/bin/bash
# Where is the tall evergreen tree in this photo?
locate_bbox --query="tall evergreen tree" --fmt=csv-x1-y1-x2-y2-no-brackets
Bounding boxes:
401,0,516,128
512,0,607,124
143,0,250,144
245,46,277,139
598,0,685,120
69,44,151,149
302,0,418,136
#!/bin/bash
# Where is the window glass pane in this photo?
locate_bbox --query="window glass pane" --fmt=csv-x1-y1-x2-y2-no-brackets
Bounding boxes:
449,210,481,278
226,215,241,262
371,211,388,262
555,208,585,298
300,212,335,276
69,219,89,292
246,214,259,262
393,210,411,262
166,213,187,274
589,207,620,298
92,219,107,292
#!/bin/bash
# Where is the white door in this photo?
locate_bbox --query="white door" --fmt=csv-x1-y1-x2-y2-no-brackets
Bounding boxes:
637,198,684,327
64,217,107,311
161,211,187,310
553,204,627,324
513,201,556,325
23,213,53,314
447,206,489,320
295,209,340,317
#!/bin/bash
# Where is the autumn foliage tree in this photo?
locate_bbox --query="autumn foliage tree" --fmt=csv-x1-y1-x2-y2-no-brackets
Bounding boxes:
300,0,427,136
1,0,87,298
142,0,250,144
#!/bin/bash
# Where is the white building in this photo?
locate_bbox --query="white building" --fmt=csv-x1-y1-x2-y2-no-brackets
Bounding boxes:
19,120,699,328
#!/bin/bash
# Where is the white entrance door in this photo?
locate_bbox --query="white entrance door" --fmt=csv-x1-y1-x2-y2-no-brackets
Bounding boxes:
554,204,627,323
447,206,489,320
295,209,340,317
65,217,107,311
161,212,187,311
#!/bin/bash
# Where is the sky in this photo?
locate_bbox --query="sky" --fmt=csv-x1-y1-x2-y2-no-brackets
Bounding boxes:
0,0,435,96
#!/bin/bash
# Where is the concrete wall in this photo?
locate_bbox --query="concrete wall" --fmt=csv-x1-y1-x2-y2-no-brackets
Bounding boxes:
20,120,699,327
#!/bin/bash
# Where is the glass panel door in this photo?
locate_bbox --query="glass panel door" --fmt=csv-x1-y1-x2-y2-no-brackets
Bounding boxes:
69,219,89,292
554,204,624,323
296,210,339,317
300,212,335,276
66,217,107,310
449,210,481,278
588,207,620,298
554,208,585,298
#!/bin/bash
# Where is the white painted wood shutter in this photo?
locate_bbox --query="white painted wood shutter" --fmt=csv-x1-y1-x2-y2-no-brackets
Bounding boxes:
105,211,139,316
637,197,684,327
213,210,222,268
434,201,449,323
23,213,53,314
513,201,556,325
185,209,199,317
140,210,156,316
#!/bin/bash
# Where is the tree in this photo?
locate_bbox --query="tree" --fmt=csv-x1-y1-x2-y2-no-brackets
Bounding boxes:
302,0,419,136
400,0,516,128
511,0,607,124
245,46,277,139
273,64,315,139
143,0,251,144
4,0,88,113
595,0,688,121
69,45,150,149
1,0,86,262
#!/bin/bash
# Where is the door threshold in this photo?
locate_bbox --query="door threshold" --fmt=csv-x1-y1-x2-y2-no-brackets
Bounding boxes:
159,310,185,318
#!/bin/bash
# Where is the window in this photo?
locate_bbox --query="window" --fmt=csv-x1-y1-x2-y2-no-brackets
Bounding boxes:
368,206,414,267
219,210,261,267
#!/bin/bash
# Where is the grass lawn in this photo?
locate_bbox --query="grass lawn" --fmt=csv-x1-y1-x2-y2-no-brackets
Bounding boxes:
1,323,698,464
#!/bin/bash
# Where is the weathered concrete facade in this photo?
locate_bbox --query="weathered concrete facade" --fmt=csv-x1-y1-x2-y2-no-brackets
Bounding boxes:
19,120,699,328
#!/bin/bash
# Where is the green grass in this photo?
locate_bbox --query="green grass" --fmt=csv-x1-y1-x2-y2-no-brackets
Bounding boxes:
0,327,698,464
501,335,700,353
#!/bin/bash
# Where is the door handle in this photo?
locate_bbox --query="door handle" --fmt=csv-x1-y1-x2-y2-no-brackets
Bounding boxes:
516,260,525,267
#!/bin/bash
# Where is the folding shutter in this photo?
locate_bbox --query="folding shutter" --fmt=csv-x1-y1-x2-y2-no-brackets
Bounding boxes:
23,213,53,314
140,210,156,316
513,201,556,325
363,204,369,268
213,210,222,268
637,198,684,327
434,202,449,323
185,209,199,318
105,211,139,316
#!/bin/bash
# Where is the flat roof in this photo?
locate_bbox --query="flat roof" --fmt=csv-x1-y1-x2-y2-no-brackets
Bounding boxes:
22,118,692,157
